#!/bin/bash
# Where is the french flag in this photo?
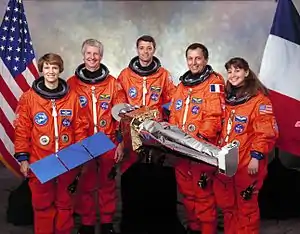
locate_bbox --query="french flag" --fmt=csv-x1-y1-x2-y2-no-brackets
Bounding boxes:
259,0,300,157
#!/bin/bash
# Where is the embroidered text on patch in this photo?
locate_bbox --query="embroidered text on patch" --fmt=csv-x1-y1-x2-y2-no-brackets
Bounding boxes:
210,84,224,93
259,104,273,114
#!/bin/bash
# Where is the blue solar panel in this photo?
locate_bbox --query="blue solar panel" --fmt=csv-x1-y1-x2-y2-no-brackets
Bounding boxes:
58,142,93,170
81,132,116,158
30,132,116,184
30,154,68,184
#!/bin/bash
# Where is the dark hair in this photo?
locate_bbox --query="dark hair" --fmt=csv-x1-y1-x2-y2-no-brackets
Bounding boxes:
185,43,209,60
224,57,269,97
38,53,64,73
136,35,156,49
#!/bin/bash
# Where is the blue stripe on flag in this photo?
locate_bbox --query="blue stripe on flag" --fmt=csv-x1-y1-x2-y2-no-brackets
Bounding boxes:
210,84,216,92
270,0,300,46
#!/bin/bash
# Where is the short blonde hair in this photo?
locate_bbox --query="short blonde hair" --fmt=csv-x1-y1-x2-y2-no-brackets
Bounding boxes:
37,53,64,73
81,39,104,56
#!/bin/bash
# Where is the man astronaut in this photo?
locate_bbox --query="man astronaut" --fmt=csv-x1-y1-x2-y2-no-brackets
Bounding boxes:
169,43,225,234
68,39,127,234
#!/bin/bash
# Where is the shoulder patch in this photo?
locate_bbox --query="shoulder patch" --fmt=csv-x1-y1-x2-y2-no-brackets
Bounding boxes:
259,104,273,114
34,112,48,126
79,96,88,108
210,84,224,93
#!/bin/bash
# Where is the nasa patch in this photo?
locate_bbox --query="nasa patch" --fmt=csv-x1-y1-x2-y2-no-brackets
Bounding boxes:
60,109,72,117
34,112,48,126
191,106,200,115
150,93,159,101
175,100,183,110
79,96,88,108
62,118,71,127
234,115,248,123
234,124,244,134
128,87,137,98
100,102,109,110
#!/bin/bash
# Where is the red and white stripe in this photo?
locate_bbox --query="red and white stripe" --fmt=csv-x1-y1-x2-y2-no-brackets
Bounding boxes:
0,57,38,176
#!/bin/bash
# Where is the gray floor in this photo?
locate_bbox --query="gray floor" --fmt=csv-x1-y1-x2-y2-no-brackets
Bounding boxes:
0,165,300,234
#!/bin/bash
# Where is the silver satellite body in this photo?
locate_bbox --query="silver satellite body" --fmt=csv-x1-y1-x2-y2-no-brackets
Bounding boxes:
112,103,239,177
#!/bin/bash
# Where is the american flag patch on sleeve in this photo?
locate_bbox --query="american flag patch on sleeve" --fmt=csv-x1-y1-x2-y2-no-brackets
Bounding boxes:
259,104,273,114
210,84,224,93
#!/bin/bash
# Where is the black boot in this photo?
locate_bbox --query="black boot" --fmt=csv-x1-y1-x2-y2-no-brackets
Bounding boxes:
186,227,201,234
101,223,118,234
77,225,95,234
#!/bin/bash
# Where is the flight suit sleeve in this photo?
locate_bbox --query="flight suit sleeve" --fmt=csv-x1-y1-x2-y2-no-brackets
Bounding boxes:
162,73,176,104
112,81,128,106
250,99,279,160
197,79,225,142
112,81,128,143
168,97,176,125
14,92,33,162
73,94,90,142
117,71,126,93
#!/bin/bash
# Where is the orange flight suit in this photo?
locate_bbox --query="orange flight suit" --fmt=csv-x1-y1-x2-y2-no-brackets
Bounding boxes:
213,92,279,234
169,72,225,234
118,64,176,171
14,78,89,234
68,72,127,225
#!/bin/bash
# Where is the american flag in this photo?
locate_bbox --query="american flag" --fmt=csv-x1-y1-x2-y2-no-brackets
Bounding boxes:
259,104,273,114
0,0,39,177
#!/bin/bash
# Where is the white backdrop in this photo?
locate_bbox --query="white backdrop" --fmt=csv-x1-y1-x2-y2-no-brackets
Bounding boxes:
1,0,294,84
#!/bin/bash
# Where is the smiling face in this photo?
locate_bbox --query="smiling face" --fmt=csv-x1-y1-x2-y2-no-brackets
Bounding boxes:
186,48,208,74
137,40,155,65
227,65,249,87
83,45,102,71
42,62,60,84
37,53,64,89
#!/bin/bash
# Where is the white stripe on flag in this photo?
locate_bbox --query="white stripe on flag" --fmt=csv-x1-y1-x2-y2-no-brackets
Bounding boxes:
0,124,14,156
22,66,36,87
0,58,23,100
0,93,15,125
259,34,300,101
32,58,38,69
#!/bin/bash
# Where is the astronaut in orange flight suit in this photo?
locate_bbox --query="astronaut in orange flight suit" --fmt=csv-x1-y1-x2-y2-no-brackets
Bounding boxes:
118,35,180,234
168,43,225,234
213,57,279,234
117,35,176,172
67,39,127,234
14,53,89,234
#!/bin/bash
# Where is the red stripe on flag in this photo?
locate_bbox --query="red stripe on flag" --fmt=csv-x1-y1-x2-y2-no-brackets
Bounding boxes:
0,75,18,111
0,108,15,142
270,90,300,156
0,140,21,177
15,73,31,92
27,62,39,79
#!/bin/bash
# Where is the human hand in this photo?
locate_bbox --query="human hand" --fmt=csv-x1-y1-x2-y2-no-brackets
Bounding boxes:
20,161,30,177
114,141,124,163
248,158,259,175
